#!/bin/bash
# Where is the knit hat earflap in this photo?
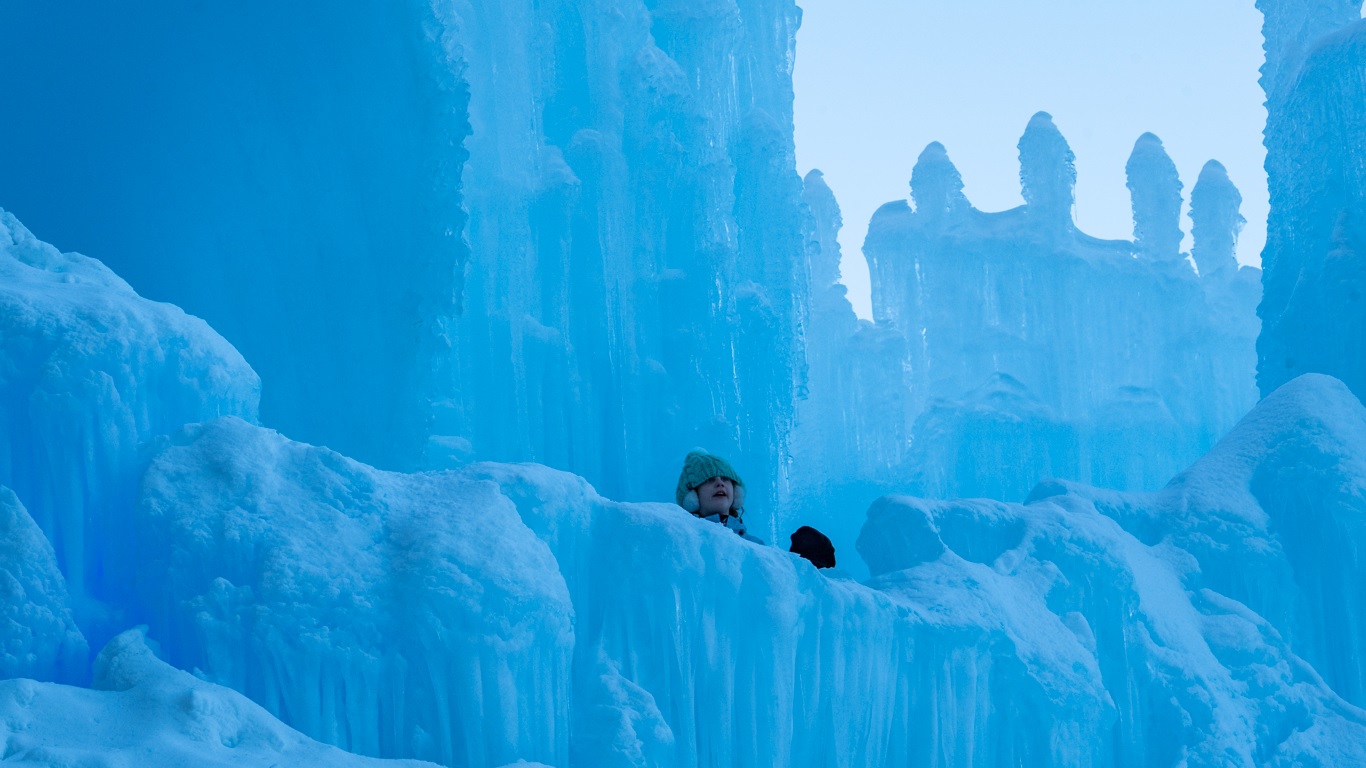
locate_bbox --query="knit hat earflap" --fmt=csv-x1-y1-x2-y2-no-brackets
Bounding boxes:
675,449,746,514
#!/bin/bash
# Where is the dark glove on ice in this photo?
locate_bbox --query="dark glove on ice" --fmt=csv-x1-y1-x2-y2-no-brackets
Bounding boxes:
789,525,836,569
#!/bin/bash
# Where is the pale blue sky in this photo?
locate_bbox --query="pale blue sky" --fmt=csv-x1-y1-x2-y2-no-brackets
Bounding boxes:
794,0,1278,319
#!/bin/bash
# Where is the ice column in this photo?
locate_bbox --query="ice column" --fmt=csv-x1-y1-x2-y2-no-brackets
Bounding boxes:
1126,133,1186,265
1018,112,1076,234
1190,161,1245,279
910,142,969,225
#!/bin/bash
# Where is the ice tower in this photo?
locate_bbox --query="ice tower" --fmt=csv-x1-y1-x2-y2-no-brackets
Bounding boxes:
1256,0,1366,398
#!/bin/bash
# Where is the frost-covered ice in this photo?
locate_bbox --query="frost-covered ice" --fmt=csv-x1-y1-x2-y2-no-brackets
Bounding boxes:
131,418,572,767
0,486,85,683
859,373,1366,765
0,628,441,768
1059,373,1366,710
128,415,917,766
0,209,258,646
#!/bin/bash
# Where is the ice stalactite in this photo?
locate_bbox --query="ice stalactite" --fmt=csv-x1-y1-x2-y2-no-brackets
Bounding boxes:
445,0,810,532
1125,132,1186,266
802,170,844,295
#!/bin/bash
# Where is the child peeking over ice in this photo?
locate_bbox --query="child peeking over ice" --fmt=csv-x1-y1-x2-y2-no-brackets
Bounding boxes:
675,450,764,544
675,450,839,570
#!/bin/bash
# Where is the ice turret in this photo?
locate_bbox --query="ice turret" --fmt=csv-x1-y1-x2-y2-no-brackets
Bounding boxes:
1125,133,1185,265
910,142,968,225
1189,160,1245,279
802,170,843,290
1018,112,1076,231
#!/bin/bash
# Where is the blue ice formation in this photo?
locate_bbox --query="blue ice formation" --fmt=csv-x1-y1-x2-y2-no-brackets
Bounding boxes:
1257,1,1366,399
787,121,1262,571
0,0,812,530
3,207,1366,764
837,117,1259,501
0,4,467,473
444,0,809,522
0,210,259,652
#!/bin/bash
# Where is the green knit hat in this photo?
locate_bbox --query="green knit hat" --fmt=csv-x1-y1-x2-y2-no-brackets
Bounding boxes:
675,450,746,513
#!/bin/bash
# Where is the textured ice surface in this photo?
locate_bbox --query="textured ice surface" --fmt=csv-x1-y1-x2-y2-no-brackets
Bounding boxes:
443,0,809,525
130,416,916,766
0,628,441,767
1057,373,1366,711
0,208,258,645
1258,7,1366,399
132,417,572,767
0,486,85,683
109,376,1366,766
861,373,1366,766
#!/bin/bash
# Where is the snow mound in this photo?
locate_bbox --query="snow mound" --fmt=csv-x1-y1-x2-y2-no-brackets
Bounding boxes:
0,486,85,683
0,628,441,767
860,484,1366,766
0,208,259,643
130,417,573,767
1053,373,1366,710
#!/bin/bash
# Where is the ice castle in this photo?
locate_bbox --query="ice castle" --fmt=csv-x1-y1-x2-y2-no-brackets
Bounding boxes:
1,0,1365,765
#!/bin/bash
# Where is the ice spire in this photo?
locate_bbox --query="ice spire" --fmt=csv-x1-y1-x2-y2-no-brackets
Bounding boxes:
802,170,843,290
1189,161,1245,279
910,141,968,225
1125,133,1185,264
1018,112,1076,231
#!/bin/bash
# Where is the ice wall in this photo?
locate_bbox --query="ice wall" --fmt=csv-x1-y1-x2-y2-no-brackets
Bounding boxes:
2,205,1363,764
120,380,1366,767
851,116,1260,502
1256,1,1366,398
0,2,469,471
443,0,810,528
0,208,258,646
0,0,814,522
